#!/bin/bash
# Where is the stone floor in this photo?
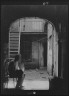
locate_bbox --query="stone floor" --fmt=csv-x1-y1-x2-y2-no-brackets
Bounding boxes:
23,68,49,90
3,68,52,90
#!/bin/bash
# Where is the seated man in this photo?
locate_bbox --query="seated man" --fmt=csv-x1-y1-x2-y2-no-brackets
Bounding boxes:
8,54,25,89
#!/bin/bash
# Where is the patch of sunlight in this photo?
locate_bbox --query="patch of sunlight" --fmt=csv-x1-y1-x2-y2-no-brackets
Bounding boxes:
4,80,17,88
22,80,49,90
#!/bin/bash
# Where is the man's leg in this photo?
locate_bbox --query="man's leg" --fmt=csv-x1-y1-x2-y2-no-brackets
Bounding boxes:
15,70,24,89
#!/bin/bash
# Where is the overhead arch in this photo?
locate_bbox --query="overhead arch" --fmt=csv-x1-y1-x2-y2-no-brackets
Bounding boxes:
9,17,58,77
9,17,56,33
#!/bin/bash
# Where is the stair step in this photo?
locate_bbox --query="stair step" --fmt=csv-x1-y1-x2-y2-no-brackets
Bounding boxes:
9,31,20,60
9,46,19,47
10,54,17,55
9,46,19,48
9,36,19,37
10,45,18,47
10,52,18,54
10,38,19,40
9,43,19,45
9,47,19,49
9,40,19,42
9,49,19,50
10,34,19,36
10,53,18,54
10,32,19,33
10,37,19,38
10,43,19,44
9,36,19,38
9,41,19,43
9,54,17,56
10,45,19,46
10,49,18,51
9,48,18,50
9,39,19,41
10,32,19,34
9,44,19,45
10,43,18,44
9,51,18,52
10,36,19,37
10,42,19,44
9,44,19,46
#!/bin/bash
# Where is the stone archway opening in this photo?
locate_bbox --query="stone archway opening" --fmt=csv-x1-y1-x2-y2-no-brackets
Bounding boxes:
20,33,47,69
6,17,58,90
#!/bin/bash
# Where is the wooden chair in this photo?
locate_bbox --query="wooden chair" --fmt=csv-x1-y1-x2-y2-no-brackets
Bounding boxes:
4,59,18,88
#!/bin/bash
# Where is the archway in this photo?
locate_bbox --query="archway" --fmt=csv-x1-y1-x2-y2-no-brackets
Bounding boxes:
7,17,58,89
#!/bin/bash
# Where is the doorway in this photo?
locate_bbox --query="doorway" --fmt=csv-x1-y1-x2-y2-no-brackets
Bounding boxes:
20,33,47,69
20,34,32,62
4,17,59,90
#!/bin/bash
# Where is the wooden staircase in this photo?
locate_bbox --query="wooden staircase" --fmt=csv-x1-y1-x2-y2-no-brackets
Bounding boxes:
8,32,20,61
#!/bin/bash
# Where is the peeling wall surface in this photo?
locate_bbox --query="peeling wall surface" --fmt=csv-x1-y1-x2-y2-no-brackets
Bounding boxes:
10,18,45,32
53,28,58,77
47,23,58,76
47,23,53,75
47,39,52,74
20,18,45,32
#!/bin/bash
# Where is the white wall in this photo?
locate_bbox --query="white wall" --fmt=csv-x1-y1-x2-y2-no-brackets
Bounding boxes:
10,18,45,32
47,23,53,75
53,28,58,77
47,23,58,77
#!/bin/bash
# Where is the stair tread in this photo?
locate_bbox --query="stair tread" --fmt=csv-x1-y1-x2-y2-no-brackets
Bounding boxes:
10,54,17,55
9,46,19,47
9,32,20,60
9,47,18,49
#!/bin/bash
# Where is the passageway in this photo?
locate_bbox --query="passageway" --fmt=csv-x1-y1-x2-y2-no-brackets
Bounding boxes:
20,33,47,69
4,31,53,90
4,68,51,90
